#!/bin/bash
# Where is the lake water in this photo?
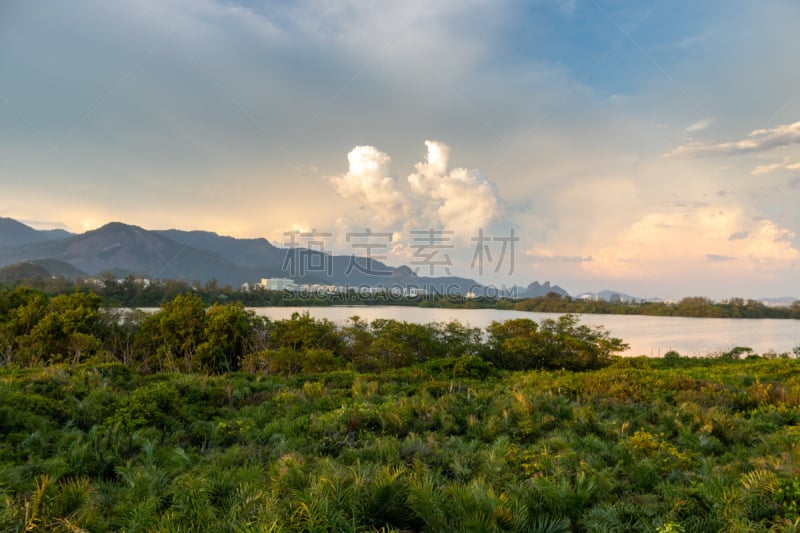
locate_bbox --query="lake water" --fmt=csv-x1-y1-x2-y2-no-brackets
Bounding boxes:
250,306,800,357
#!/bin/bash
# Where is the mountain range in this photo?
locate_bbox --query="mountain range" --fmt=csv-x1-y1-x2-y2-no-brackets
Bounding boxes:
0,217,567,297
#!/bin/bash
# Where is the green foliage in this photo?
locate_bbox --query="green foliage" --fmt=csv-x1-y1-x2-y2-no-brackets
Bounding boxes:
1,289,103,366
0,355,798,531
2,290,800,531
424,355,495,379
136,293,207,372
196,302,260,373
486,314,627,371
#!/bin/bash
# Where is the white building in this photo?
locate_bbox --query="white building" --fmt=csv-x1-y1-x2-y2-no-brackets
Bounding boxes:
260,277,295,291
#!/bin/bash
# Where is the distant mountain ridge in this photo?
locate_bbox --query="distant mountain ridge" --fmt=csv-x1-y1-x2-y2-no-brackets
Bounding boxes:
0,217,73,248
0,218,558,295
517,281,569,298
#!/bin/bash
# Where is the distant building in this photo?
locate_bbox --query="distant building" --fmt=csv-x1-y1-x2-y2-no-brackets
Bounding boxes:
405,287,427,297
260,277,295,291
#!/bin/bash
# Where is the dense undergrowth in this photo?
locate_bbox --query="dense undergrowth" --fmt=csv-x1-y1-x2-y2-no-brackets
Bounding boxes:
2,355,800,531
2,287,800,531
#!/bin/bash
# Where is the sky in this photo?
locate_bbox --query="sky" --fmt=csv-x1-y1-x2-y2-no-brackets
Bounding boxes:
2,0,800,300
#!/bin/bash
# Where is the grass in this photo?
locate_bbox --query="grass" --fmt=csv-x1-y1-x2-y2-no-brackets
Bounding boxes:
1,355,799,531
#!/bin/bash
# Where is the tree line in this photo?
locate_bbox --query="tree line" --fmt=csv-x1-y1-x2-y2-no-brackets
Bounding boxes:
513,293,800,319
6,275,800,318
0,286,627,374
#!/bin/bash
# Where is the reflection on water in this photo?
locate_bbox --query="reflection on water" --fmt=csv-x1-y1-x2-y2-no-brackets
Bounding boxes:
251,306,800,357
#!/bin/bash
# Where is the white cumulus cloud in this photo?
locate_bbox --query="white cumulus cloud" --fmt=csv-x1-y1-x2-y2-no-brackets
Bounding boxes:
328,146,408,227
408,140,500,237
330,141,501,238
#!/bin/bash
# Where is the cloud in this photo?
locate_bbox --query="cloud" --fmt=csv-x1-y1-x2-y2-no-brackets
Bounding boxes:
748,157,800,175
685,118,714,133
582,205,800,279
666,120,800,157
752,162,786,176
527,253,593,263
328,146,408,227
674,30,715,50
407,140,500,237
330,140,501,238
706,254,736,262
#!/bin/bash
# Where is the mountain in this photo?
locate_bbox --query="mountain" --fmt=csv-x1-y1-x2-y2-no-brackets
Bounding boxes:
155,228,491,294
39,228,74,240
515,281,569,298
0,261,51,283
575,290,652,303
154,229,283,268
0,221,488,291
27,258,87,279
0,217,73,247
0,218,519,294
0,218,43,247
0,259,86,283
0,222,262,286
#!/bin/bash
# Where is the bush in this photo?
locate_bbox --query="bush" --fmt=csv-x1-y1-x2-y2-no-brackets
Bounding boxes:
486,315,628,371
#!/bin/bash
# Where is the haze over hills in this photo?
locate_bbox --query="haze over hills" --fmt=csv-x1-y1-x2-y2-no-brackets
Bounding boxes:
0,218,566,296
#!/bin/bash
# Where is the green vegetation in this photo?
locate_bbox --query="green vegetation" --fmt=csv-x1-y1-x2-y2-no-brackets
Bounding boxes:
1,287,800,531
1,286,626,374
2,356,800,531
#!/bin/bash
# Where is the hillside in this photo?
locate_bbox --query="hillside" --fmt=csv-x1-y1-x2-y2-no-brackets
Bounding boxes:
0,259,86,282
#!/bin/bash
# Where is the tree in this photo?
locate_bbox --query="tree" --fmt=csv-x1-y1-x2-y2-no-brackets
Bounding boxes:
101,308,146,365
368,320,442,367
436,320,483,358
339,316,377,370
535,314,627,370
196,302,257,373
136,293,207,372
266,312,343,354
485,315,627,371
485,318,541,370
0,286,49,364
16,291,103,365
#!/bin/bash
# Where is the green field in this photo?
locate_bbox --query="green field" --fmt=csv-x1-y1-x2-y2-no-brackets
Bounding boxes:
2,356,800,531
1,288,799,531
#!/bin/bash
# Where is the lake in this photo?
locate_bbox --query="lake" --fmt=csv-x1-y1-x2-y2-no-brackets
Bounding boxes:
250,306,800,357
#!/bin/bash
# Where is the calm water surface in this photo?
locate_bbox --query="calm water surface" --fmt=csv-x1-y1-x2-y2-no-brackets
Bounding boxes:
251,306,800,357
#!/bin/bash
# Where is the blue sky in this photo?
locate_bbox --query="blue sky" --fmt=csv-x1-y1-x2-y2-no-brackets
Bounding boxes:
2,0,800,299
